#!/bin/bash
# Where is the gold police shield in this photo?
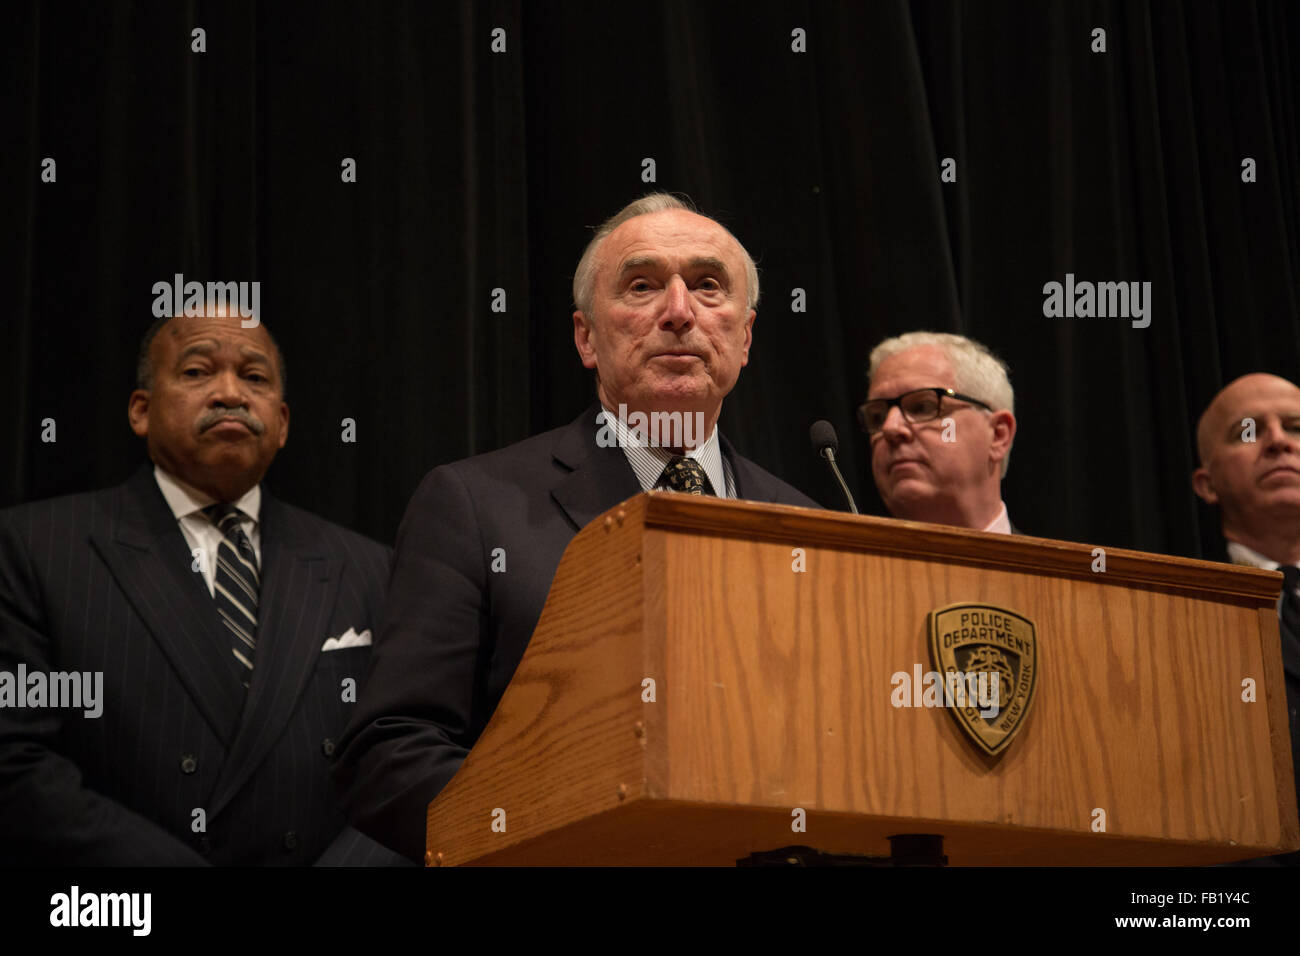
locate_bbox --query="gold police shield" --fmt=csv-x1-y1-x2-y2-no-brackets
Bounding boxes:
927,603,1038,756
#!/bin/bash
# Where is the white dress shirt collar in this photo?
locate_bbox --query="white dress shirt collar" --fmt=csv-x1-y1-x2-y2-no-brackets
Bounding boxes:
153,465,261,525
1226,540,1285,571
982,501,1013,535
153,466,262,596
597,404,732,499
1227,540,1300,616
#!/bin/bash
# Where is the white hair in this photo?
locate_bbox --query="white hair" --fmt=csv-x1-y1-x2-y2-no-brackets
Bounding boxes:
571,193,760,316
867,331,1015,476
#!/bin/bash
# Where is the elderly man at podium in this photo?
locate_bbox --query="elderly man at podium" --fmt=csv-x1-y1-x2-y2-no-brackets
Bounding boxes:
1193,373,1300,865
334,193,817,861
860,331,1018,533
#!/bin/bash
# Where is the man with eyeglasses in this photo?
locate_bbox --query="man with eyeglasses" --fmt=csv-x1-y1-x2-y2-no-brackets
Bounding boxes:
859,332,1017,532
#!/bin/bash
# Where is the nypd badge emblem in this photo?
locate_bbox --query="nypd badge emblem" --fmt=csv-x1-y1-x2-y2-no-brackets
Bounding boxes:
927,603,1038,756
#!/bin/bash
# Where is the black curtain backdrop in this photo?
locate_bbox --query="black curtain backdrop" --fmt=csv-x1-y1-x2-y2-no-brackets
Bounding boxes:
5,0,1298,561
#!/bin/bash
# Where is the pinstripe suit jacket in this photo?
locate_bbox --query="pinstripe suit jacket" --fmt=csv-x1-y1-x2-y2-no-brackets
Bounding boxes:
0,465,405,865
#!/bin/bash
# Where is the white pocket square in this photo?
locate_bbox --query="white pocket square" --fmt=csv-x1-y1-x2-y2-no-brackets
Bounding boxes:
321,627,372,652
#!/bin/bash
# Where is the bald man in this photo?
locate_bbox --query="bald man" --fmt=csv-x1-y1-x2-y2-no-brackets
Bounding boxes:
1193,373,1300,865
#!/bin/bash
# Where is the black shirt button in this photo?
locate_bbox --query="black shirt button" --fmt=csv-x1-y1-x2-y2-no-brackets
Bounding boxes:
180,754,198,774
197,836,212,855
321,737,335,757
283,831,298,851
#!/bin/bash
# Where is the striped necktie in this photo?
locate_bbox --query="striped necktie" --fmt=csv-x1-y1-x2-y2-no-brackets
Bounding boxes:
658,456,715,496
205,503,259,687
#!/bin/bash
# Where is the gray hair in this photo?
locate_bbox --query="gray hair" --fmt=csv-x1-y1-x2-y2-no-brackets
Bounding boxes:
867,331,1015,476
571,193,760,316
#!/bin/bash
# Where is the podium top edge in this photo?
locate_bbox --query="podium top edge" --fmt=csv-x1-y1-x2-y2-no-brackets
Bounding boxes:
591,493,1282,604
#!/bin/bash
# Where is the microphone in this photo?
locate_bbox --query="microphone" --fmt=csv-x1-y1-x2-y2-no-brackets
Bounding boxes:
810,420,859,515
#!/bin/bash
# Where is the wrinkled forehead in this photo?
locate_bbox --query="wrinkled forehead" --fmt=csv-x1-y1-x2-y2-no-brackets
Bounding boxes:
601,210,743,274
157,314,273,356
869,346,956,397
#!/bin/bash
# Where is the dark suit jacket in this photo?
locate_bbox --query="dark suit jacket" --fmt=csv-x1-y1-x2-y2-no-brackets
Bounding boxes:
334,403,820,860
1274,590,1300,865
0,465,405,865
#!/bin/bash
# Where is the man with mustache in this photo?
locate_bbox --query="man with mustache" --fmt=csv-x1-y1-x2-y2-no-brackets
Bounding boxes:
0,305,405,864
334,193,818,861
861,331,1018,532
1192,373,1300,864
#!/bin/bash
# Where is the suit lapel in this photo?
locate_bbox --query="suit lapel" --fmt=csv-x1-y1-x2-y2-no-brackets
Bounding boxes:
207,492,339,819
550,403,643,531
548,407,778,519
89,466,244,746
720,433,778,503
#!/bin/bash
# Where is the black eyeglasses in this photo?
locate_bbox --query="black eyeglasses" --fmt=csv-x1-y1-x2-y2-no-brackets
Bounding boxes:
857,387,992,435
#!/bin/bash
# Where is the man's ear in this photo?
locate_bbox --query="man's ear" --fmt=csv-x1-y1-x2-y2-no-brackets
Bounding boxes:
277,401,290,449
128,390,150,438
573,311,598,370
1192,466,1219,506
989,410,1016,464
739,309,755,367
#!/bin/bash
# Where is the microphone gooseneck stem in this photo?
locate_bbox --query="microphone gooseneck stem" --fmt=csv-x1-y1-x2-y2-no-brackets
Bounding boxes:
820,447,859,515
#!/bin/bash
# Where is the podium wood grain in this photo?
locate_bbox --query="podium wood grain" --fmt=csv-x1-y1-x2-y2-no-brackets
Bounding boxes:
426,494,1300,865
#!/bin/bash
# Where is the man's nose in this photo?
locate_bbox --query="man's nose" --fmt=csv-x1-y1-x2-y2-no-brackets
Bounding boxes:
659,276,694,331
210,369,249,406
878,404,912,441
1262,418,1296,452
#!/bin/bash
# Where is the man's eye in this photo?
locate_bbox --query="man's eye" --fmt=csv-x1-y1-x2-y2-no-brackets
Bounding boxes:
629,280,652,292
182,368,205,377
698,277,721,290
245,372,267,383
906,398,939,416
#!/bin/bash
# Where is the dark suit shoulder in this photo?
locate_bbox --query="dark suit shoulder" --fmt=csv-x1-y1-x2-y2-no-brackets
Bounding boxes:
403,415,602,528
438,416,584,483
725,447,822,510
1,484,117,519
0,482,129,545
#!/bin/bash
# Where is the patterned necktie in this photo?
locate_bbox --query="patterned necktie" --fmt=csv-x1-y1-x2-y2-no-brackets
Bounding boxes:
204,503,259,687
658,456,715,496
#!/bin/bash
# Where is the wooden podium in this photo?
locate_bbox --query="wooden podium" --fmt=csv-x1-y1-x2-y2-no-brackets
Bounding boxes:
424,493,1300,865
